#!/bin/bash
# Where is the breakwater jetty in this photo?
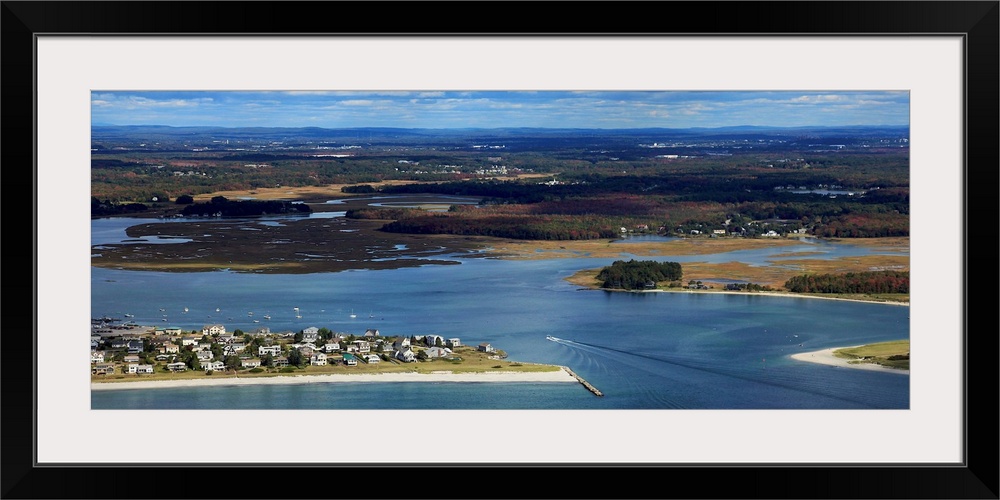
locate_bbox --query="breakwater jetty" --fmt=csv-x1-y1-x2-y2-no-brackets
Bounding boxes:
561,366,603,397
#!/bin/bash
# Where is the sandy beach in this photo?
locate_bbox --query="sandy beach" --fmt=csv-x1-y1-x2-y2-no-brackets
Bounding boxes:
91,368,580,391
790,347,909,374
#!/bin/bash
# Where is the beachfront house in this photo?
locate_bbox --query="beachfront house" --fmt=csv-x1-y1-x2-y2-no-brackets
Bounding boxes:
92,364,116,375
395,349,416,363
424,335,445,347
365,354,380,364
310,353,328,366
424,347,450,358
241,358,262,369
273,356,289,367
166,362,187,372
323,342,341,353
353,341,371,353
135,364,154,374
364,329,380,337
343,353,358,366
447,338,461,347
477,343,496,353
205,360,226,372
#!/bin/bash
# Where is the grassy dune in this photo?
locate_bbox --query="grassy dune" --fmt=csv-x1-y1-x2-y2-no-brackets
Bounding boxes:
833,340,910,370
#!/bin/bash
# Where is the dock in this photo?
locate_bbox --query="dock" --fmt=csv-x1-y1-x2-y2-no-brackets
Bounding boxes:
561,366,603,397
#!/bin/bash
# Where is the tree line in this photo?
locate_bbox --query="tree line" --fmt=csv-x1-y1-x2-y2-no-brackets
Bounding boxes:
180,196,313,217
784,270,909,294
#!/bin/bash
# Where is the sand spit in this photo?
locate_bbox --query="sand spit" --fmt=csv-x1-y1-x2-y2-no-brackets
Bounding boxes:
92,368,580,391
790,347,909,374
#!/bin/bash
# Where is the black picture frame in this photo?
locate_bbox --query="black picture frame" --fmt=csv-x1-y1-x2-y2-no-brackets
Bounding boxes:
5,1,997,498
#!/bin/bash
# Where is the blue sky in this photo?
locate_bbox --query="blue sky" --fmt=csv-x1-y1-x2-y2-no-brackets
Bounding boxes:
91,91,909,129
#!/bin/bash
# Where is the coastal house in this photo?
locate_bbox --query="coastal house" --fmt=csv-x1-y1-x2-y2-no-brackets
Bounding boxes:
241,358,262,369
447,338,461,348
123,354,141,364
162,342,179,354
205,360,226,372
424,347,450,358
343,353,358,366
164,327,182,335
223,343,246,355
197,351,214,362
302,327,320,342
273,356,289,367
393,337,410,350
126,340,144,354
364,354,380,364
424,335,445,347
218,333,235,344
395,349,416,363
91,351,106,364
298,346,315,357
92,363,116,375
477,343,496,353
181,336,200,346
364,329,380,337
310,353,328,366
353,341,371,353
166,362,187,372
202,324,226,336
258,345,281,357
323,342,341,353
252,327,271,336
129,364,153,374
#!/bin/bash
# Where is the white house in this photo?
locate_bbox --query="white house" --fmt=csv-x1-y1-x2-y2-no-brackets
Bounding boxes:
364,354,380,364
164,327,182,335
91,351,106,363
447,338,461,347
353,341,371,353
197,351,214,362
324,342,341,353
343,353,358,366
302,327,320,342
166,362,187,372
364,329,380,337
258,345,281,357
477,343,496,353
205,360,226,372
241,358,262,369
135,364,154,374
310,353,328,366
395,349,416,363
424,335,445,347
424,347,450,358
202,324,226,336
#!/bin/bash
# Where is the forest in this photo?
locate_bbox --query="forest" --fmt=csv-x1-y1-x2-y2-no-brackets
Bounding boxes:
596,260,684,290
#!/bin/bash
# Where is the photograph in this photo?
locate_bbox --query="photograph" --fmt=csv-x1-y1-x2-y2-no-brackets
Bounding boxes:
87,90,913,412
6,0,996,497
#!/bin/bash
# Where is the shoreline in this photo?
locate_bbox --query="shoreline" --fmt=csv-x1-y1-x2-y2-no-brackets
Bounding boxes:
790,347,910,374
586,287,909,306
91,368,580,391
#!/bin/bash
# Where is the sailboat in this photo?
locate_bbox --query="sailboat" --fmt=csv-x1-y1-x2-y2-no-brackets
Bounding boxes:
349,309,357,319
